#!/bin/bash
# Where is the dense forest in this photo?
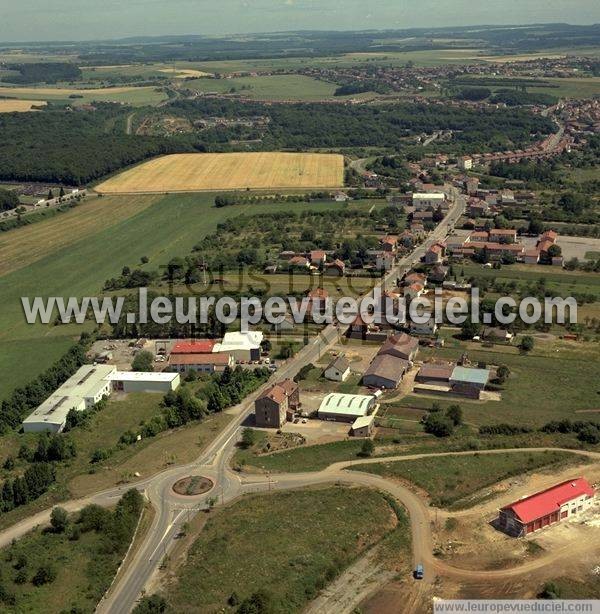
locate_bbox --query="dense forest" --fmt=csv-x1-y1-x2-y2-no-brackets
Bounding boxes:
0,187,19,211
0,106,192,184
1,62,82,84
490,90,558,106
172,98,554,151
0,97,554,185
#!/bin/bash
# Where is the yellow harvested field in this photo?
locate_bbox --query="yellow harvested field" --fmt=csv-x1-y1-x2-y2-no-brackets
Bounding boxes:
95,152,345,193
0,99,47,112
158,68,213,78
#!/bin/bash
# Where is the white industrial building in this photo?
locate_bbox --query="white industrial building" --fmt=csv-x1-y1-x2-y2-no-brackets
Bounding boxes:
213,331,264,362
317,393,377,423
412,192,446,210
22,364,115,433
109,371,180,393
22,364,181,433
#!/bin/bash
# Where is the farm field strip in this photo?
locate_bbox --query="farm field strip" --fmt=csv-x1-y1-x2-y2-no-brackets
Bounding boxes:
183,73,340,100
0,99,47,112
0,195,159,277
0,85,168,106
0,193,341,399
95,152,345,193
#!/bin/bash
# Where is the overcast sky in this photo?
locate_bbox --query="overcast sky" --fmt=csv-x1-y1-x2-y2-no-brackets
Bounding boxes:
1,0,599,43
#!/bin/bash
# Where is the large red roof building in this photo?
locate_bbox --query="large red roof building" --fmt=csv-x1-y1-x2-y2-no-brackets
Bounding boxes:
498,478,595,536
170,339,216,354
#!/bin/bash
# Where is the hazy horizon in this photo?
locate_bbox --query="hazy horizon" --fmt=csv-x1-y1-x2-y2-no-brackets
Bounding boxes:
1,0,600,44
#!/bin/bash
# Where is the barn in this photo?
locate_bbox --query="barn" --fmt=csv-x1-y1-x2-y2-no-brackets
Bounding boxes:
498,478,595,537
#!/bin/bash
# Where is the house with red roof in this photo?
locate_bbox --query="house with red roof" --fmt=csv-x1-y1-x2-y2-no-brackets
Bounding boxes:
170,339,215,355
424,242,445,264
404,282,425,300
498,477,595,537
289,256,310,268
488,228,518,243
254,379,300,428
380,235,398,253
324,259,345,277
309,250,327,267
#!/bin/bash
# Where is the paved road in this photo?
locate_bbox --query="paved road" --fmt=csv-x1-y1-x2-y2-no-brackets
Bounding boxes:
107,445,600,612
100,190,465,611
0,195,467,613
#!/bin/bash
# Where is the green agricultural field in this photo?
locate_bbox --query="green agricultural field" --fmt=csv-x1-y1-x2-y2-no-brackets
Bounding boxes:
461,75,600,99
0,193,344,400
183,74,341,101
162,487,405,613
461,262,600,296
0,85,168,107
0,491,143,613
402,336,600,427
177,47,486,74
351,450,577,509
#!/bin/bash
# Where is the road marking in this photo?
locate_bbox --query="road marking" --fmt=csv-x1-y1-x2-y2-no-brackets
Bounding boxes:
147,509,185,562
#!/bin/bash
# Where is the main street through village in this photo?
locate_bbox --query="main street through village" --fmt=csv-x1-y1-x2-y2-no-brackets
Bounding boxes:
2,191,599,612
11,192,597,613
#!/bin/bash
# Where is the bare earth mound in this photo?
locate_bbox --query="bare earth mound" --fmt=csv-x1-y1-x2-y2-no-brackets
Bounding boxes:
95,152,344,193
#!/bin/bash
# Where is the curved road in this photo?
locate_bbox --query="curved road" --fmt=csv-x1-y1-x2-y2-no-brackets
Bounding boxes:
0,196,470,613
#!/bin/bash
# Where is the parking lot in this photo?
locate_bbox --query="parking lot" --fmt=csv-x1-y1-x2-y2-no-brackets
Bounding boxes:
280,417,352,443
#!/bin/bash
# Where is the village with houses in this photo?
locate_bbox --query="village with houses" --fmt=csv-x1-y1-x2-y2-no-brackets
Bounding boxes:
1,19,600,614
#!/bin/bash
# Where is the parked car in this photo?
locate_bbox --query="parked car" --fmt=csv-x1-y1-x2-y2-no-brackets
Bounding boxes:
414,564,424,580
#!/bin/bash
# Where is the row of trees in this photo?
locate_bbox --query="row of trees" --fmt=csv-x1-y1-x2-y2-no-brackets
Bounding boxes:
0,333,91,433
0,463,55,513
202,366,271,413
480,418,600,445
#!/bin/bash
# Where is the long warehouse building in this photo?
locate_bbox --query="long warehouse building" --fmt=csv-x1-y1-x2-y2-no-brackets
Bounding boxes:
22,364,116,433
22,364,180,433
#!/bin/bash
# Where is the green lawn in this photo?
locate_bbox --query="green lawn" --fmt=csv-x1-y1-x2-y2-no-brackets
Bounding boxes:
0,193,343,400
457,75,600,99
0,491,143,613
233,438,368,473
351,450,577,509
234,428,590,475
162,487,404,613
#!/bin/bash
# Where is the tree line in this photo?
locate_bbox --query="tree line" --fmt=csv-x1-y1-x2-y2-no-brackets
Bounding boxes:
1,62,82,84
170,98,554,151
0,333,92,434
0,106,191,185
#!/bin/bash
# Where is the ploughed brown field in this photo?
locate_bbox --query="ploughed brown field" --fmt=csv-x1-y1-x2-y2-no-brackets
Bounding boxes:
95,152,345,193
